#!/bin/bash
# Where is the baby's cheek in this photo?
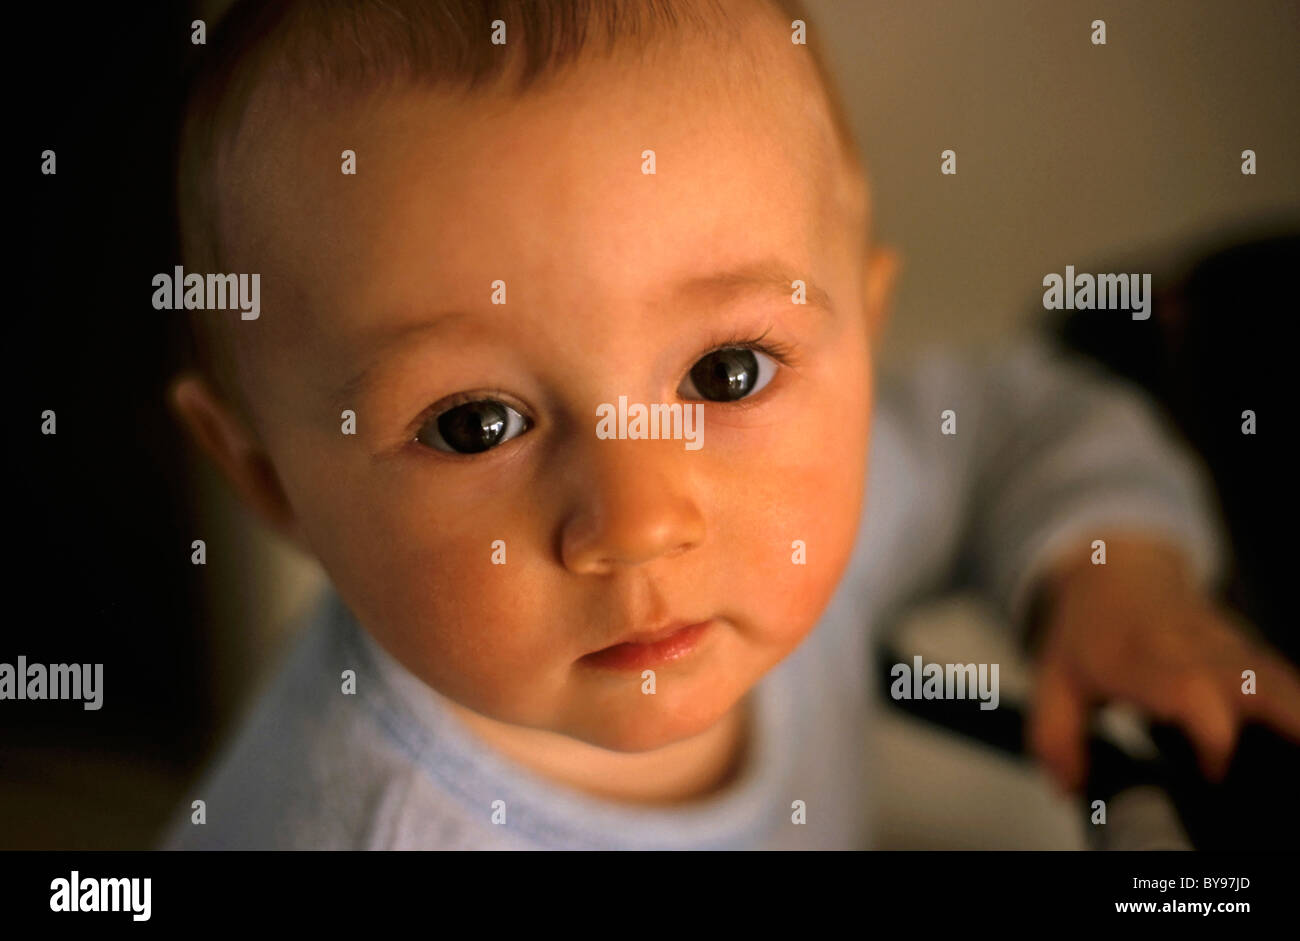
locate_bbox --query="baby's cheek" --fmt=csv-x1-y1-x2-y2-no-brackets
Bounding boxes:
312,482,557,719
395,542,567,715
729,426,867,648
747,515,856,647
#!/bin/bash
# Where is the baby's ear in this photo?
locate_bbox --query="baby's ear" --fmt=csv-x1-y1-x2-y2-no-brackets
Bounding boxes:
863,244,900,343
166,369,302,549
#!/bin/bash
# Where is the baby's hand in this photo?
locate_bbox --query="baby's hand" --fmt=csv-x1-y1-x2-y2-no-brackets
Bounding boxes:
1025,534,1300,794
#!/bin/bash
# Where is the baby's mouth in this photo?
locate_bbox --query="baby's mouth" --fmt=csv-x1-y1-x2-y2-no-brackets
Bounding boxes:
579,620,715,671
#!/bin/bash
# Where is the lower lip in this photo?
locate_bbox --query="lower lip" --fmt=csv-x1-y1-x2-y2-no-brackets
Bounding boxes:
580,620,714,671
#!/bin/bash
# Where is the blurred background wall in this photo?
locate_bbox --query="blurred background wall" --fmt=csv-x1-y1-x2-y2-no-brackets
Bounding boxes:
7,0,1297,849
826,0,1300,353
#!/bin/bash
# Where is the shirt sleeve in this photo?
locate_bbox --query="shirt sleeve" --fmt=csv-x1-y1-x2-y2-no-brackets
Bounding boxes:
889,331,1231,645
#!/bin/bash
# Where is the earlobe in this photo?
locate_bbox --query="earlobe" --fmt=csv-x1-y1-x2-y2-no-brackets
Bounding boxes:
166,370,302,548
863,245,900,342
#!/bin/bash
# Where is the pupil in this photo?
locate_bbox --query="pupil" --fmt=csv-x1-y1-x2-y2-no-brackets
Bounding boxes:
438,401,508,453
691,348,757,401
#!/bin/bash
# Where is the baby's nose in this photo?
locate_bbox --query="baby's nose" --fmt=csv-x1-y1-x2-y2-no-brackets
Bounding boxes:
559,438,706,574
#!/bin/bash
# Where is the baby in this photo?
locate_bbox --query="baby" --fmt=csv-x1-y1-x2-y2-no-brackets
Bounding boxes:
161,0,1300,849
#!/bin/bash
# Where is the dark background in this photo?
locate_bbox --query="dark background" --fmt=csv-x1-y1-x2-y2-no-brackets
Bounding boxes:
10,3,211,847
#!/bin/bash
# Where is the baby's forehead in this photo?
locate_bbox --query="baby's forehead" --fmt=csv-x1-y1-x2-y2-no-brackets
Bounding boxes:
232,35,847,241
207,7,867,386
233,89,844,317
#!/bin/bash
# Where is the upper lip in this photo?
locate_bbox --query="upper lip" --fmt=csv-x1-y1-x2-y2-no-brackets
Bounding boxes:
594,619,709,650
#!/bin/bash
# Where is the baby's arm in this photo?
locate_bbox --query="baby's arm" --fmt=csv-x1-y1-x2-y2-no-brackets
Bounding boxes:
890,331,1229,639
886,332,1300,791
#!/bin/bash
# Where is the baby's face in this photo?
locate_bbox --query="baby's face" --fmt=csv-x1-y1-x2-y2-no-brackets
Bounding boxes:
219,22,883,751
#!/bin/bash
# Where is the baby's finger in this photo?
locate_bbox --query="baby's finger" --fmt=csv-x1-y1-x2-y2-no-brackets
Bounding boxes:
1148,672,1240,781
1238,656,1300,744
1028,655,1089,793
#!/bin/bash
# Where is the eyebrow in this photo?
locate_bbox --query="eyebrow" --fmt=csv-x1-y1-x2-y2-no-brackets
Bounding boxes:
334,311,467,403
334,260,832,401
673,259,834,315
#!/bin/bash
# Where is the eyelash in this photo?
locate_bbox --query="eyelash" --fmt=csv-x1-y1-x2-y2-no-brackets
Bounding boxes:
406,387,522,442
696,327,799,371
405,331,799,448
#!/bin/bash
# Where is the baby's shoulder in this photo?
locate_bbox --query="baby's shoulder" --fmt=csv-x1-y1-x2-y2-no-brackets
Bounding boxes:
160,613,451,849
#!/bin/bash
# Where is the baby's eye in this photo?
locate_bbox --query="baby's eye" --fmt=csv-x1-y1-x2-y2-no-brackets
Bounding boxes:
677,347,779,402
415,399,531,454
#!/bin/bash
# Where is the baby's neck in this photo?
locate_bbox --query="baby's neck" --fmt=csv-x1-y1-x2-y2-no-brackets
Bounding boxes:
445,695,753,806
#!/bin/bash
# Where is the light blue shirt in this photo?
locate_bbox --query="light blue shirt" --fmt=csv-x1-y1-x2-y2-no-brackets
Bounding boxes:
161,334,1226,849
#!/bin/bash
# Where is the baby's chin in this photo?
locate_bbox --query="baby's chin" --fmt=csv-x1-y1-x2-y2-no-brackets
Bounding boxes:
558,679,745,754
